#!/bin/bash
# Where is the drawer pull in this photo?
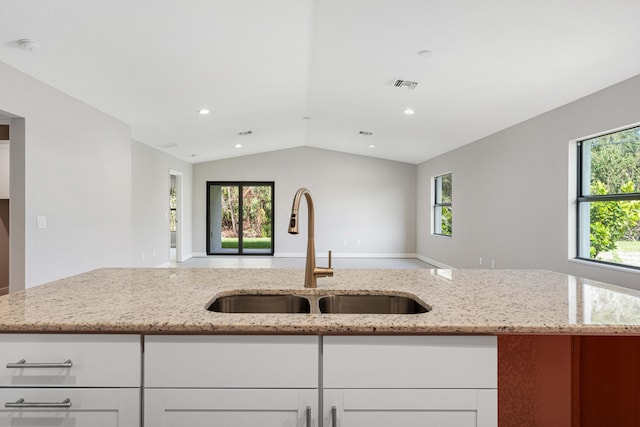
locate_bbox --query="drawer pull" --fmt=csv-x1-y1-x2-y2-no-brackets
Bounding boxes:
306,405,312,426
331,405,337,427
6,359,73,369
5,398,72,409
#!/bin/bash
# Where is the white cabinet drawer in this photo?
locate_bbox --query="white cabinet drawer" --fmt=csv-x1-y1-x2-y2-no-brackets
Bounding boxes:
0,334,141,387
323,336,497,389
145,335,318,388
145,388,316,427
0,387,140,427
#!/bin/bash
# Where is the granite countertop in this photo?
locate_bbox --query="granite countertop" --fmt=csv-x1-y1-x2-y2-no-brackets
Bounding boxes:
0,268,639,335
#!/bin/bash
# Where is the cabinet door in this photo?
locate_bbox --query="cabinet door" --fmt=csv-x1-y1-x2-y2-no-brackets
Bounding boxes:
145,388,317,427
0,388,139,427
0,334,141,387
324,389,497,427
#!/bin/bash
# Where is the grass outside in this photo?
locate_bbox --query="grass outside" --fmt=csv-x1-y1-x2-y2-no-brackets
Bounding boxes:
222,237,271,249
614,241,640,251
596,240,640,267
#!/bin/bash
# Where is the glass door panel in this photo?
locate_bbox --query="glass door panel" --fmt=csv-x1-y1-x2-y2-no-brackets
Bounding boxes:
207,182,274,255
241,185,273,254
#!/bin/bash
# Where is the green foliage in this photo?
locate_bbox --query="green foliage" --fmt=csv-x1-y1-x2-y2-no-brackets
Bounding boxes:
589,180,640,258
169,186,177,232
441,207,452,236
585,127,640,259
220,185,272,239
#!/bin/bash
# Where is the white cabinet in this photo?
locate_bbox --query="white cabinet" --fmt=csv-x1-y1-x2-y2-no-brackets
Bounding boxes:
323,336,497,427
0,334,141,427
144,336,319,427
146,388,317,427
0,388,139,427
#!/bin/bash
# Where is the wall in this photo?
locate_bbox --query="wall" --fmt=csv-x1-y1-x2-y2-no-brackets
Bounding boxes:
131,141,193,266
193,146,417,257
0,62,132,288
417,74,640,290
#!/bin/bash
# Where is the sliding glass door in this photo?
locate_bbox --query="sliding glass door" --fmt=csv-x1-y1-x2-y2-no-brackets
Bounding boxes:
207,182,274,255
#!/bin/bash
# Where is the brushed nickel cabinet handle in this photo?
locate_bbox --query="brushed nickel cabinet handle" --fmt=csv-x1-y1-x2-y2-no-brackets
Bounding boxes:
5,398,72,408
306,405,312,426
6,359,73,369
331,405,337,427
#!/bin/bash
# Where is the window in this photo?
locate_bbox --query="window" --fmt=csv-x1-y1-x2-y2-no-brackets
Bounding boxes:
577,125,640,269
206,182,274,255
433,173,452,237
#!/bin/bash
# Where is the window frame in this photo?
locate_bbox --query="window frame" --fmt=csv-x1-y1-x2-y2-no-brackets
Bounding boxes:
575,125,640,270
206,181,275,256
433,172,453,237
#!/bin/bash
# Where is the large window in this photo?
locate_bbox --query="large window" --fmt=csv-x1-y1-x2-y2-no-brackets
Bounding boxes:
433,173,452,237
207,182,274,255
577,125,640,269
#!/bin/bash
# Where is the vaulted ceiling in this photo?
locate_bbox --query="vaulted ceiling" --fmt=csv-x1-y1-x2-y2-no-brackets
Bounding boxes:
2,0,640,164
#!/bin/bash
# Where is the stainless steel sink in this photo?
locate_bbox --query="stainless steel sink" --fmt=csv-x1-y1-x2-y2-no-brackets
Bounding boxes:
207,292,430,314
318,294,429,314
208,294,311,313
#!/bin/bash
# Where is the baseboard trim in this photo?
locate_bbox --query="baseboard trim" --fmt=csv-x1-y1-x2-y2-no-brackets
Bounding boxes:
416,254,453,269
274,252,419,258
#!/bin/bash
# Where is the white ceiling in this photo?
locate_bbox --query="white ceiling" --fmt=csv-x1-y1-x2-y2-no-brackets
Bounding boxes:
2,0,640,164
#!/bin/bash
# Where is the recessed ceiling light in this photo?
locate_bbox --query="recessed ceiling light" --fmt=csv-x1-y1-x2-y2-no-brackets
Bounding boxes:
198,109,210,115
238,130,252,136
417,49,434,58
359,131,373,136
235,144,242,148
17,39,40,52
404,108,415,115
368,144,376,149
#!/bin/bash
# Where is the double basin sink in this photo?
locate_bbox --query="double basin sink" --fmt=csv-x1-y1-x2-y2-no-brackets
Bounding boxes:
207,291,430,315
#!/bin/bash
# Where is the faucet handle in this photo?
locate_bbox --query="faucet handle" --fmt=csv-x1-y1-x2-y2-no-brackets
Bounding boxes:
328,250,332,268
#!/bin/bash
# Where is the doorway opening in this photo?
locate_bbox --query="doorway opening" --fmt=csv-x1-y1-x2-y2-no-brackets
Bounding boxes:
206,181,274,255
169,170,183,264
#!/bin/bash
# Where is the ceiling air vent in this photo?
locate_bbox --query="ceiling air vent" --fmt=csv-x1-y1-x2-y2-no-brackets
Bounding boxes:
392,79,419,90
157,143,179,149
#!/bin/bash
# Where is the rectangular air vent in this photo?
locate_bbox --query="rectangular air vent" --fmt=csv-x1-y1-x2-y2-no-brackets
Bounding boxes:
392,79,419,90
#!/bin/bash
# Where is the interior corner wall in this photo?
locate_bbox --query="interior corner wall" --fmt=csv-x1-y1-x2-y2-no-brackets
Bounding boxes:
131,140,193,266
417,73,640,290
192,146,417,257
0,62,133,288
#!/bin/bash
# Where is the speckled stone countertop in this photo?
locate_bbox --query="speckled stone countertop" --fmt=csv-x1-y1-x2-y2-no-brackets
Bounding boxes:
0,268,639,335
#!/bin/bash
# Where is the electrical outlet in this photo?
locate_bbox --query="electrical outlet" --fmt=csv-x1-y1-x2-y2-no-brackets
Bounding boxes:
479,257,483,266
343,240,348,247
491,260,495,269
37,216,46,229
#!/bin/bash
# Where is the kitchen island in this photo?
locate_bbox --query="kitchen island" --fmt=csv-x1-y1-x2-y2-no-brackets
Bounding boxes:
0,268,638,334
0,268,639,427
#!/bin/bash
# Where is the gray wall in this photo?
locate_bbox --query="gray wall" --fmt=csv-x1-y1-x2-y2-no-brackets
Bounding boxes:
0,62,194,289
0,62,133,288
193,147,417,257
417,74,640,290
132,141,193,266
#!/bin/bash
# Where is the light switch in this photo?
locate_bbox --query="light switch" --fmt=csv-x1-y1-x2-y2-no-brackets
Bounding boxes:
37,216,47,229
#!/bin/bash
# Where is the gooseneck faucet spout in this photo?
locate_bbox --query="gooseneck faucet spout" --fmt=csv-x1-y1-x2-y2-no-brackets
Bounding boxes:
288,188,333,288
